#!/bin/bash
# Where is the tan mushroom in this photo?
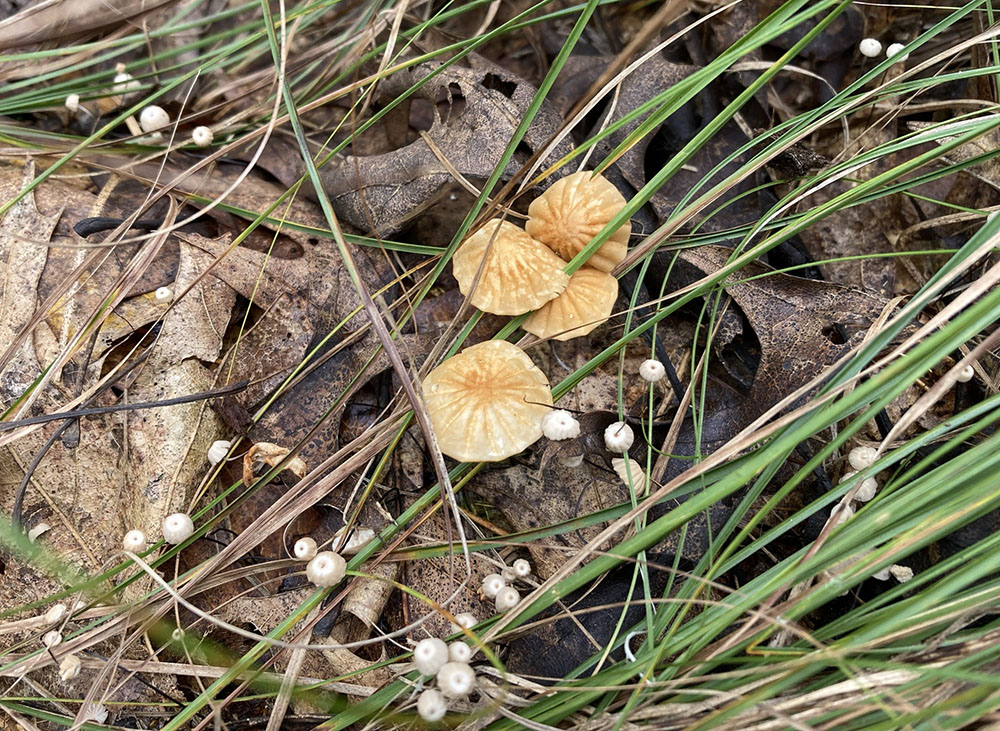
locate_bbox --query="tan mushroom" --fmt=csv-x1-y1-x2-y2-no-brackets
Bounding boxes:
422,340,553,462
523,267,617,341
452,219,569,316
526,171,630,272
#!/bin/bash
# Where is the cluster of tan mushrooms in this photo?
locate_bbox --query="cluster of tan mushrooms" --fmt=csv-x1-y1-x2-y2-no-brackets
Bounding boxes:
422,172,631,463
452,170,630,341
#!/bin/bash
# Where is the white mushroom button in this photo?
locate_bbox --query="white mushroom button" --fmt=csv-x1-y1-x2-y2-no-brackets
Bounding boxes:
450,613,476,633
956,364,975,382
541,410,580,440
890,565,914,582
512,558,531,577
495,586,520,612
848,446,878,471
481,573,505,599
191,125,214,147
858,38,882,58
65,94,80,113
436,661,476,698
449,641,472,663
638,359,666,382
45,604,67,624
42,630,62,648
417,688,447,722
162,513,194,544
139,105,169,133
413,637,449,675
305,551,346,587
293,537,318,561
839,471,877,502
154,286,172,302
886,42,908,61
122,529,146,552
604,421,634,452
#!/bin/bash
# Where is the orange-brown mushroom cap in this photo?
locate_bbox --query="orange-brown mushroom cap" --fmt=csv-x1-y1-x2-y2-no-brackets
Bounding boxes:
523,267,617,341
422,340,553,462
525,171,630,272
452,219,569,316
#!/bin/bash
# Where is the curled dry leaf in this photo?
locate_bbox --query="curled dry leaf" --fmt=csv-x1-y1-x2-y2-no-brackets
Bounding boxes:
316,59,573,236
242,442,308,487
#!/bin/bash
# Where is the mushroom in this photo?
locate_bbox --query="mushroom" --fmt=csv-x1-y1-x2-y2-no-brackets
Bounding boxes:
452,219,569,316
526,170,630,272
422,340,553,462
522,266,617,341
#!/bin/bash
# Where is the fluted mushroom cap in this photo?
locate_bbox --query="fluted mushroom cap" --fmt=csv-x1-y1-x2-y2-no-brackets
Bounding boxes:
422,340,553,462
523,267,617,341
526,171,630,272
452,219,569,315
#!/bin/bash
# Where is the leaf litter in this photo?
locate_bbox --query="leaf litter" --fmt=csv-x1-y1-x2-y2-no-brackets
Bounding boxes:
0,0,994,727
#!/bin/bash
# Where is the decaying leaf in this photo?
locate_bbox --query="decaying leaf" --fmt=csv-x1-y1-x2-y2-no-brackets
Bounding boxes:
242,442,308,487
316,57,575,236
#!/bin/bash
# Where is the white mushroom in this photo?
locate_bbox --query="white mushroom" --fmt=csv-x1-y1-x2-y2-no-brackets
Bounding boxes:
436,661,476,699
417,688,447,722
139,105,170,133
413,637,449,676
604,421,634,452
162,513,194,544
858,38,882,58
305,551,346,587
541,410,580,440
191,125,214,147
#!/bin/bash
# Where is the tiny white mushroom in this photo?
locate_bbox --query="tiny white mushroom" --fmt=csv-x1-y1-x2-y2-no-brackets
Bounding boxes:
207,439,231,466
42,630,62,648
481,573,505,599
82,703,108,724
333,525,375,554
122,529,146,553
839,471,877,502
848,446,878,471
154,286,172,302
293,537,318,561
956,364,975,383
27,522,51,543
112,67,140,95
417,687,447,722
858,38,882,58
449,613,476,634
501,566,517,582
172,627,185,642
638,359,666,383
873,566,892,581
604,421,634,452
65,94,80,113
45,604,67,624
139,105,169,133
889,564,914,582
59,653,81,681
449,641,472,663
512,558,531,578
495,586,520,612
162,513,194,544
831,503,854,527
886,42,909,62
306,551,346,587
436,661,476,699
191,125,214,147
413,637,449,675
541,409,580,440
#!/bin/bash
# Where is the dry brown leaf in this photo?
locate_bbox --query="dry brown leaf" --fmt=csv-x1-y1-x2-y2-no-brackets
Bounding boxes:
242,442,308,487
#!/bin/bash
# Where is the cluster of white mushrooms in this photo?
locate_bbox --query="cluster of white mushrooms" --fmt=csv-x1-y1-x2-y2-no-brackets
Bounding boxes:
411,559,533,725
830,445,913,583
858,38,910,63
64,63,215,147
